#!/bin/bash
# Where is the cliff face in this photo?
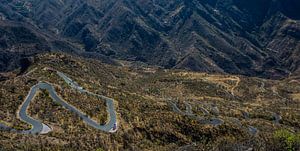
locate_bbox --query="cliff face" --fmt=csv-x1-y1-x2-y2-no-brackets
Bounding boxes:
0,0,299,78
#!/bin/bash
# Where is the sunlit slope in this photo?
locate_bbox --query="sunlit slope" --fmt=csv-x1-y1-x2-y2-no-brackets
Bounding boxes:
0,53,299,150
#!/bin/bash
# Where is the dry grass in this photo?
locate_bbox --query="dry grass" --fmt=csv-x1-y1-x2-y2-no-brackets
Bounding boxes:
0,53,299,150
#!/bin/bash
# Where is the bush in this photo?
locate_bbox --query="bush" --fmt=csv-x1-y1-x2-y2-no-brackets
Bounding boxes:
273,129,300,151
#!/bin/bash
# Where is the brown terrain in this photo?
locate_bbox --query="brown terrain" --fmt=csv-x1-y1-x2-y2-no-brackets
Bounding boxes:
0,53,299,150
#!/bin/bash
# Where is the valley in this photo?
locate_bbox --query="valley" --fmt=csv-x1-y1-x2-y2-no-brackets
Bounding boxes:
0,0,300,150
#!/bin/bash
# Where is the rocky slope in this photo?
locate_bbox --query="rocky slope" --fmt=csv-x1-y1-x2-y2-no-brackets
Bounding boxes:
0,53,299,150
0,0,299,78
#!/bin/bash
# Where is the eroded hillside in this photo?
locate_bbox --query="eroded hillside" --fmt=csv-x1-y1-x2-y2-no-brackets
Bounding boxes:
0,0,299,78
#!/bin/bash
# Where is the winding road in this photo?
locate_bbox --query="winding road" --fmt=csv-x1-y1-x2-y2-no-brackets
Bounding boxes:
0,70,118,134
171,101,224,126
170,101,278,135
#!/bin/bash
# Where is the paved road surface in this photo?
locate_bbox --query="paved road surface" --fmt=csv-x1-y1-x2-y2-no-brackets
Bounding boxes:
171,102,224,126
0,71,118,134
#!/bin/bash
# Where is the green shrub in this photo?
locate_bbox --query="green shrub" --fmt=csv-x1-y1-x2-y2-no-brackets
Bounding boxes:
273,129,300,151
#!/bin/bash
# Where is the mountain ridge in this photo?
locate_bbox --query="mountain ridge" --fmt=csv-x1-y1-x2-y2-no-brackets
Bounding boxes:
0,0,299,79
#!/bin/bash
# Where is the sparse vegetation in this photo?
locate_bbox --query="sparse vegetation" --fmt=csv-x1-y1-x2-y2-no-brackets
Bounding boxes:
0,53,299,150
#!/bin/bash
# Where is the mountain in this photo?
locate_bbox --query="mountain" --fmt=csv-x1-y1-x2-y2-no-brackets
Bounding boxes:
0,53,299,150
0,0,299,78
1,1,300,150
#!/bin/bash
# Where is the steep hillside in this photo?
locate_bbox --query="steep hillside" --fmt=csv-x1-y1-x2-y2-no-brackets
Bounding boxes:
0,53,299,150
0,0,299,78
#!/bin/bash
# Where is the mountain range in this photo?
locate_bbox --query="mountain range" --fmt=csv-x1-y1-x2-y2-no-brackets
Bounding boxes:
1,1,300,149
0,0,299,78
